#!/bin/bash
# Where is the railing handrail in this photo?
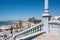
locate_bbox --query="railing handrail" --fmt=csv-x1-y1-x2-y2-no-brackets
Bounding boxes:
16,30,44,40
14,22,43,37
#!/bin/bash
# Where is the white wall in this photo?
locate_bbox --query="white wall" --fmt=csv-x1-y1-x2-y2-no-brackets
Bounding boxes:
49,24,60,35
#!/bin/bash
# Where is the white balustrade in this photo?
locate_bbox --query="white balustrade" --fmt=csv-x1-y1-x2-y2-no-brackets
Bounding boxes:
14,22,44,40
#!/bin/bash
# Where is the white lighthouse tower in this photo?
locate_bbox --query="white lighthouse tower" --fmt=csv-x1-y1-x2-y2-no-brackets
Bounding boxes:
42,0,51,33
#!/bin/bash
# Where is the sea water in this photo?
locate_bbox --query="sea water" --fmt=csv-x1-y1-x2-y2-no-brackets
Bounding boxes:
0,22,9,26
0,21,18,26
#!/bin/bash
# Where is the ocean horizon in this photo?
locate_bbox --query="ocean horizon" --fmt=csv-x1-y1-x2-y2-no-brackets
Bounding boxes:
0,21,18,26
0,22,10,26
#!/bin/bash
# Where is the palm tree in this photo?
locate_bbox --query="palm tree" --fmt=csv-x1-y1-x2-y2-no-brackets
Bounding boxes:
35,19,42,23
28,17,36,23
19,20,22,30
10,25,13,37
16,25,19,29
10,26,13,33
28,17,42,24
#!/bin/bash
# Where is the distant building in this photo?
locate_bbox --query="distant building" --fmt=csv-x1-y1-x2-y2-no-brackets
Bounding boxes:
51,16,60,20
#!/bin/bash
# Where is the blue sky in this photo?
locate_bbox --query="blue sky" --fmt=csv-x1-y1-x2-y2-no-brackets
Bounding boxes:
0,0,60,21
